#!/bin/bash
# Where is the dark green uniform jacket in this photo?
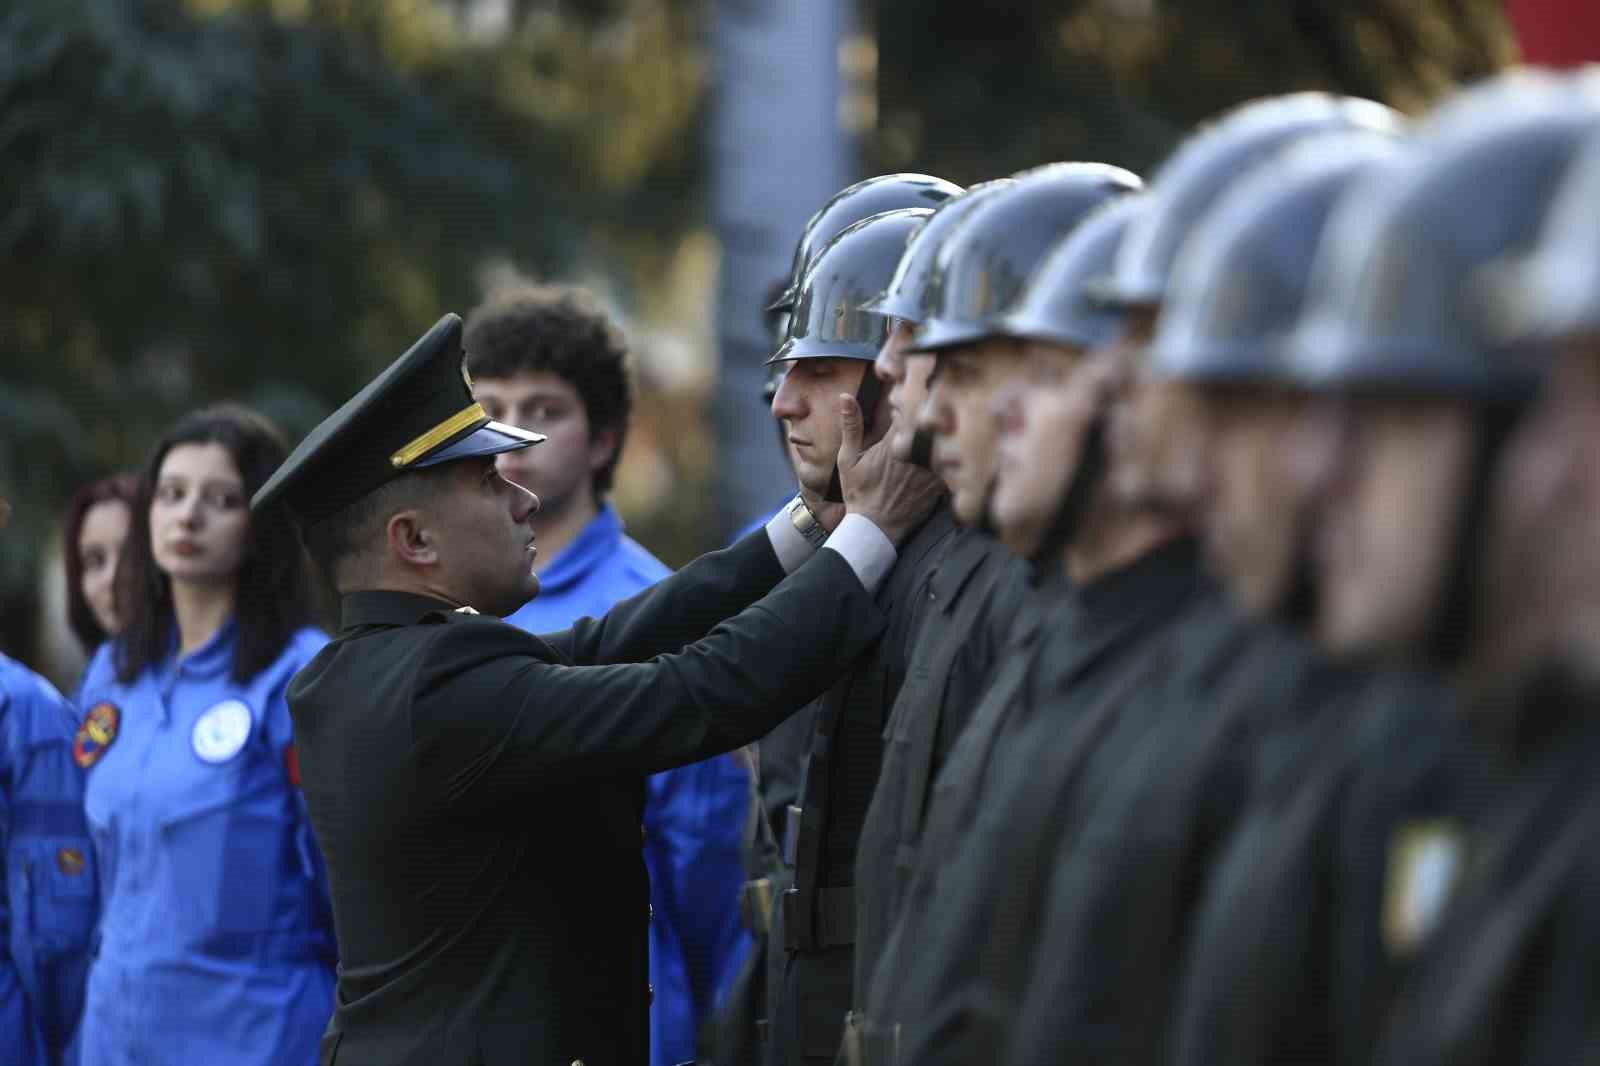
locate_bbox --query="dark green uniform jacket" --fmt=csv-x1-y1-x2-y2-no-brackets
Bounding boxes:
1373,700,1600,1066
1004,615,1354,1066
851,530,1018,1016
873,538,1206,1066
288,531,885,1066
1168,670,1477,1066
767,506,958,1064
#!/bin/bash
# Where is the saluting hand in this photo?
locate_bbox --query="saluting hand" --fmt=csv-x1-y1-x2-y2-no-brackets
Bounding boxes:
835,393,945,546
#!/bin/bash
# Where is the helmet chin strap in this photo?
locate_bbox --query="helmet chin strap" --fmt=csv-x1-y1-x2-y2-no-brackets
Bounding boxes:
1274,530,1320,631
1028,414,1109,571
1424,398,1528,670
825,367,884,503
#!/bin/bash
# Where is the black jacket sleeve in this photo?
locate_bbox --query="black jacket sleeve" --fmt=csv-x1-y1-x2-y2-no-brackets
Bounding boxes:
540,528,784,666
413,548,885,809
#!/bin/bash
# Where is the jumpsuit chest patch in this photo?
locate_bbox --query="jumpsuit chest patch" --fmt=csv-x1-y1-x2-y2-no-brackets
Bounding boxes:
57,847,86,875
191,699,254,764
73,701,121,769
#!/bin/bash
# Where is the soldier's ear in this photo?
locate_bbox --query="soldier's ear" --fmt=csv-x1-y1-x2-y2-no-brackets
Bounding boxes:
386,509,437,568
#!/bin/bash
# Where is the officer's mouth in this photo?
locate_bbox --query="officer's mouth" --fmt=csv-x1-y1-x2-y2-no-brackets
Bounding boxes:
787,436,814,453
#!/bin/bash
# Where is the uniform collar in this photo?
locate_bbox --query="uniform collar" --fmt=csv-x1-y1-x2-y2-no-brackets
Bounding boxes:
165,616,238,680
535,503,624,596
339,590,460,631
1050,535,1202,686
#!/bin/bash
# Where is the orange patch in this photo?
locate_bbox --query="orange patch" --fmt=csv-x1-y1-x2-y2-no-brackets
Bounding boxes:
72,702,120,769
57,847,86,876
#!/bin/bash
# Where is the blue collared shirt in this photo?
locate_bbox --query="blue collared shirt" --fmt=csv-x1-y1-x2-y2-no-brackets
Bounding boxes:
504,504,752,1066
75,622,334,1066
3,653,96,1066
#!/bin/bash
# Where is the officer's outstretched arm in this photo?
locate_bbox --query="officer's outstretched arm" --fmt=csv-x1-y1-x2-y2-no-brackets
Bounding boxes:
545,396,938,668
412,546,886,812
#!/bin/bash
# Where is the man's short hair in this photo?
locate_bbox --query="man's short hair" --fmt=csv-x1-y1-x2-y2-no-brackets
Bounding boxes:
464,284,633,496
300,469,440,586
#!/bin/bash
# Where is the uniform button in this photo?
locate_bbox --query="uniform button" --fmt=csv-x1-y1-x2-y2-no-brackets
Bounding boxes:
647,983,654,1006
647,903,654,923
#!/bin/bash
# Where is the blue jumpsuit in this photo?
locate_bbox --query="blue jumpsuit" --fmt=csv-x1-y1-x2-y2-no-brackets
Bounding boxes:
505,503,752,1066
2,653,96,1066
74,623,333,1066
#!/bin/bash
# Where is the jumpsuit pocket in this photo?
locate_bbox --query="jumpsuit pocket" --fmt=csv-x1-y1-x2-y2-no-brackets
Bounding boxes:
24,839,97,953
159,779,289,938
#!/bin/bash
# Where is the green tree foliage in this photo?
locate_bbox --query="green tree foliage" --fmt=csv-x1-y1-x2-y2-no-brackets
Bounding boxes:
0,0,710,660
868,0,1516,181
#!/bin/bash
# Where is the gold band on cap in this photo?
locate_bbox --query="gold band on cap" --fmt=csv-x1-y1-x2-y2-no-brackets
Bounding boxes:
390,402,488,469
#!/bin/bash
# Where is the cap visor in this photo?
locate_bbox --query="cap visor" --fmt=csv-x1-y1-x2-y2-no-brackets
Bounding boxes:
413,420,545,469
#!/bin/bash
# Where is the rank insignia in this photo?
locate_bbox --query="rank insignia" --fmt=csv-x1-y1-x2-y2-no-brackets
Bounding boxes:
1382,818,1464,958
57,847,86,876
72,702,120,769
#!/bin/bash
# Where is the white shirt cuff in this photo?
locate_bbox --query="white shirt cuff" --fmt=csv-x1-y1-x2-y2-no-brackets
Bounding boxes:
765,503,814,575
823,513,898,595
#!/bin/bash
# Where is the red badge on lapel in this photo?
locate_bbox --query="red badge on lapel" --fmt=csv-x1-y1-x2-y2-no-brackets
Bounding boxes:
72,702,120,769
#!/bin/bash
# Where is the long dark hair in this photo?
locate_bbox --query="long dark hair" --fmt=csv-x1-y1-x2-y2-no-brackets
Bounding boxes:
62,472,139,654
115,405,315,684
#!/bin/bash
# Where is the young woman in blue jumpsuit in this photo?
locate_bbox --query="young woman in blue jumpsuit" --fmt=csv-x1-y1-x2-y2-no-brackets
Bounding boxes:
74,406,334,1065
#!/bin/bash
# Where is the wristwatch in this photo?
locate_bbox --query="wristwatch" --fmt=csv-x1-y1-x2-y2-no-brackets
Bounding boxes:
788,495,829,550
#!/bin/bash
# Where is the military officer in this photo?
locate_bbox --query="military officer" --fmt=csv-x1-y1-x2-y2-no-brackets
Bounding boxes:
841,179,1025,1063
1357,71,1600,1066
253,313,942,1066
879,95,1402,1066
760,207,959,1066
860,163,1168,1066
746,173,960,924
1170,73,1600,1066
1003,125,1404,1066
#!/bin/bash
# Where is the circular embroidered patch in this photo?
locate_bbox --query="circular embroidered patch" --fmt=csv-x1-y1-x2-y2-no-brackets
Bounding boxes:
191,700,253,764
57,847,86,876
72,702,120,769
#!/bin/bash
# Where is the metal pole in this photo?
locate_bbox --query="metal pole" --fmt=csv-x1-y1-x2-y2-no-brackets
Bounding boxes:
709,0,853,538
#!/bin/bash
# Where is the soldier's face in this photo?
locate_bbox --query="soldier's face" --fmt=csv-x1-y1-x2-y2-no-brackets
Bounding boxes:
1105,309,1211,519
920,338,1029,526
770,356,868,498
990,341,1100,557
874,319,937,464
1202,389,1318,620
1475,338,1600,687
1308,396,1475,660
475,371,614,524
426,456,542,616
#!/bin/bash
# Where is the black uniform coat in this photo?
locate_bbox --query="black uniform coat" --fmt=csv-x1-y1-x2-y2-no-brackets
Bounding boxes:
1003,615,1356,1066
888,538,1207,1066
1167,671,1477,1066
767,507,958,1064
857,571,1069,1066
865,539,1203,1066
851,530,1018,1013
1372,704,1600,1066
289,531,886,1066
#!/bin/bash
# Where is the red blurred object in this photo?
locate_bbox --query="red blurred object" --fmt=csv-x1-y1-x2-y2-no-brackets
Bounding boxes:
1507,0,1600,67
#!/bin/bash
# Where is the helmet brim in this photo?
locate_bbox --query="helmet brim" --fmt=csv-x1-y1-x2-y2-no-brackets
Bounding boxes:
765,337,880,365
